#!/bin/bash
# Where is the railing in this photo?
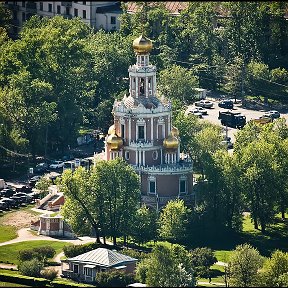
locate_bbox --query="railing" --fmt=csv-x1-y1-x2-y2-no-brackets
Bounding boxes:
129,140,154,147
142,194,195,205
135,162,193,173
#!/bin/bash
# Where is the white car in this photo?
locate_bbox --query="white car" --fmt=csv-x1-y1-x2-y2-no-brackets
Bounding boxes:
263,110,280,119
49,160,64,169
188,109,202,118
195,99,214,108
195,107,208,115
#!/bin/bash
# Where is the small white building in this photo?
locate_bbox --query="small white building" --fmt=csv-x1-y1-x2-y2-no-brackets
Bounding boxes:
194,88,207,100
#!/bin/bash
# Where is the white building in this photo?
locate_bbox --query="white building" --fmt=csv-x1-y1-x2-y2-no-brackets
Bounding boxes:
4,1,121,38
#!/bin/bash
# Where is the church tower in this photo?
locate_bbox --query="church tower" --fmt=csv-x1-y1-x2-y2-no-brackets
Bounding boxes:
104,35,194,209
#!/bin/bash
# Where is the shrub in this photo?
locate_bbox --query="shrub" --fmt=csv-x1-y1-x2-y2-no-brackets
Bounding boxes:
96,270,135,287
33,246,56,262
41,268,58,280
18,259,44,277
120,248,149,261
18,249,35,262
63,242,103,258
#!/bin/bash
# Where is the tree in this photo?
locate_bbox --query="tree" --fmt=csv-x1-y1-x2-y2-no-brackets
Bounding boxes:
131,205,158,245
228,243,263,287
190,247,217,278
95,270,134,287
61,158,141,245
158,199,190,243
35,177,52,199
259,250,288,287
18,258,44,278
158,64,198,105
136,244,196,287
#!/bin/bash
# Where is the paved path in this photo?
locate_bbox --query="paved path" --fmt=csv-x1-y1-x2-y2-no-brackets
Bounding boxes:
0,227,97,247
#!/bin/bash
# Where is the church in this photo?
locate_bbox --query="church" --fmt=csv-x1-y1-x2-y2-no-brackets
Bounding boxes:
104,35,194,209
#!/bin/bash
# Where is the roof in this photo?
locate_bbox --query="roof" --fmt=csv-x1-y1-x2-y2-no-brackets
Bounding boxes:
96,2,122,14
126,2,188,15
68,248,138,268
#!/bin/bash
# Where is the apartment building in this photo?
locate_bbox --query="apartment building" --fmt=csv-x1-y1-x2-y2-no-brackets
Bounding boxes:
4,1,122,37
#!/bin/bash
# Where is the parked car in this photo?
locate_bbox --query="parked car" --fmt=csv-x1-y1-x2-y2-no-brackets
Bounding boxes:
29,175,42,187
1,197,18,208
34,162,49,173
0,188,15,197
0,200,9,210
187,109,203,118
14,193,33,203
49,160,65,169
10,195,23,205
221,136,234,149
195,99,214,108
263,110,280,119
250,116,273,125
218,99,234,109
195,107,208,115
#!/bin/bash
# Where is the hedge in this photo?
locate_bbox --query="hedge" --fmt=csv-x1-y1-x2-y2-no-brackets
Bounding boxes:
0,271,50,287
51,279,96,287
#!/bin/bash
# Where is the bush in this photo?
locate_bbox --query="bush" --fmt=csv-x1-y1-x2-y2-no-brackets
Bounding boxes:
41,268,58,280
63,242,103,258
18,249,35,262
96,270,135,287
120,248,149,261
18,246,56,263
18,259,44,277
0,270,49,287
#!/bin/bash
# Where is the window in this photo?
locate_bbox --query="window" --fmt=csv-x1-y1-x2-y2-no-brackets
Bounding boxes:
39,2,43,11
111,16,116,25
138,125,144,140
121,124,125,138
125,151,130,160
82,9,86,19
57,5,61,14
66,7,70,15
179,179,187,194
149,179,156,194
22,1,25,7
73,264,79,274
74,8,78,16
84,267,92,276
152,151,158,160
83,1,86,4
48,3,52,12
22,12,25,21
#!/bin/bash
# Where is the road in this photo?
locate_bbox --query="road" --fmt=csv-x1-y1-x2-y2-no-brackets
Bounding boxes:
187,98,288,144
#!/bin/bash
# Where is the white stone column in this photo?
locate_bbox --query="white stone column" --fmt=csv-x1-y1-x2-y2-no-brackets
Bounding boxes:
143,150,145,166
145,77,149,97
151,117,153,142
153,74,156,96
136,77,138,98
136,149,138,165
129,117,131,143
160,149,163,164
168,115,171,134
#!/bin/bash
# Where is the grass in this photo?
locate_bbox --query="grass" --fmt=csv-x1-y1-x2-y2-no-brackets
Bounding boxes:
0,282,30,287
0,240,67,265
0,225,17,243
214,250,232,263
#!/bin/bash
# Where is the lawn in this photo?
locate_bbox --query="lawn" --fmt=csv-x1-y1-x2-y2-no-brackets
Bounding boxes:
0,282,30,287
0,225,17,243
0,240,67,265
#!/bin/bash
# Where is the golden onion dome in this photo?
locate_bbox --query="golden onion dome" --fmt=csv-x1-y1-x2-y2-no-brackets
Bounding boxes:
107,124,115,135
171,126,179,138
163,134,179,150
106,134,123,150
133,35,153,54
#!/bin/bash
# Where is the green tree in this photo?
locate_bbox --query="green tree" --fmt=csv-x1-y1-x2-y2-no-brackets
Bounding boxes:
18,258,44,278
61,158,141,245
158,199,190,243
259,250,288,287
190,247,217,278
131,205,158,245
228,243,263,287
136,244,196,287
35,177,52,199
158,64,198,105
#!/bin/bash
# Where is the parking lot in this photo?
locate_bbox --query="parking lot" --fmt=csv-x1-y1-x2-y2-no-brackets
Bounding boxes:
187,98,288,144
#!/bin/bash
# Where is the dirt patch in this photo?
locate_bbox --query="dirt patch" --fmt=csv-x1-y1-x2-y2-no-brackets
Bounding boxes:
0,210,39,229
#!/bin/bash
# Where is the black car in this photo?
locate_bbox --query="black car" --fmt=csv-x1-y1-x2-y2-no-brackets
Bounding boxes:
14,192,33,203
218,100,234,109
29,175,42,187
34,163,49,174
0,200,9,211
10,195,23,205
1,198,18,208
0,188,15,197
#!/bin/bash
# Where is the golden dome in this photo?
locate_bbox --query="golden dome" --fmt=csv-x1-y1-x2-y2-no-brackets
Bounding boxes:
163,134,179,150
106,134,123,150
171,126,179,137
108,124,115,135
133,35,153,54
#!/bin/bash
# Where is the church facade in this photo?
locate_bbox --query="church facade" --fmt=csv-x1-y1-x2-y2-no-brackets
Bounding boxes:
104,35,194,209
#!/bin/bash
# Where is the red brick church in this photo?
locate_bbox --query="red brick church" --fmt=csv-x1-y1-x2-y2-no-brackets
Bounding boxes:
104,35,194,209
